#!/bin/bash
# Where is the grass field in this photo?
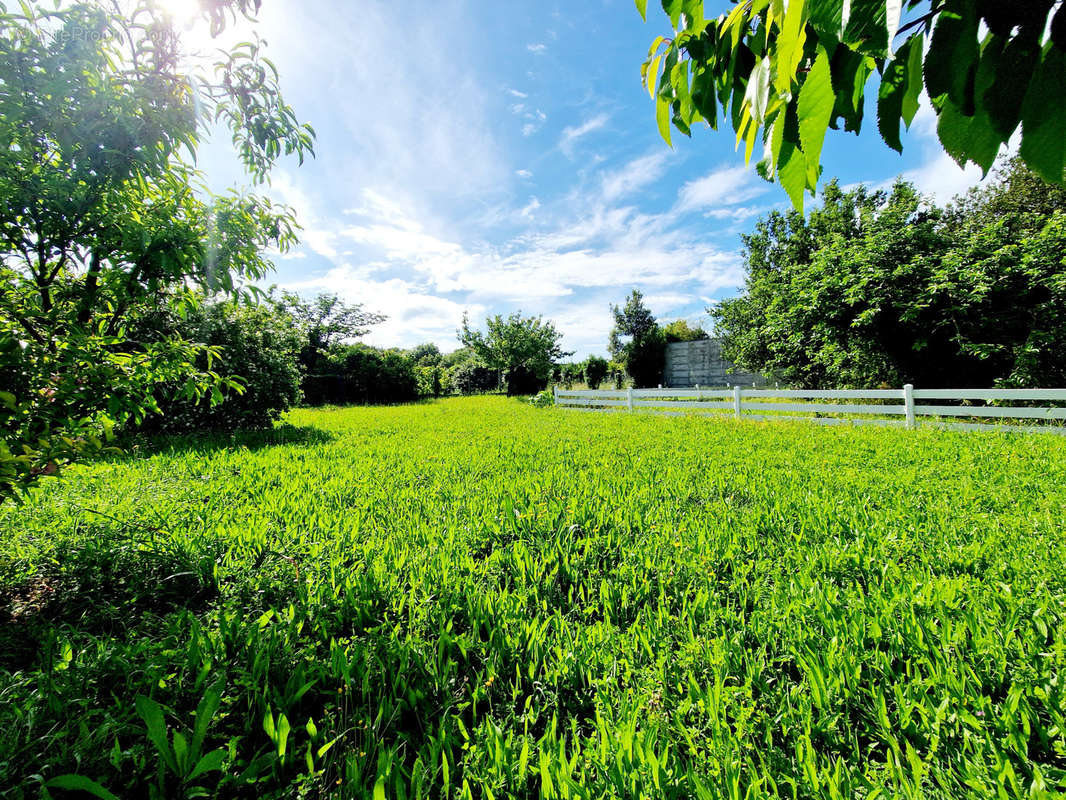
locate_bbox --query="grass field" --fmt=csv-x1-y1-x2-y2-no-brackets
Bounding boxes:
2,396,1065,799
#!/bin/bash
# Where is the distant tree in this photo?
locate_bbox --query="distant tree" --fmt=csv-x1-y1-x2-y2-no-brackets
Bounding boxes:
459,313,571,396
638,1,1066,210
609,291,666,388
277,291,385,374
663,320,710,343
712,161,1066,388
583,355,609,390
410,343,443,366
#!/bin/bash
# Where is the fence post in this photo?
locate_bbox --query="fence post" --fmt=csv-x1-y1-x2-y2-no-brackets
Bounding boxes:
903,384,915,430
695,383,701,402
627,387,634,412
733,385,742,420
553,385,558,405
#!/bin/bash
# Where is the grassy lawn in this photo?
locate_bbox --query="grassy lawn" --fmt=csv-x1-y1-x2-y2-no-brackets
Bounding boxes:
2,396,1065,799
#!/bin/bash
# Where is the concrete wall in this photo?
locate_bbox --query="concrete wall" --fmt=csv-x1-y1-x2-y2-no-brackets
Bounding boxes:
663,339,767,388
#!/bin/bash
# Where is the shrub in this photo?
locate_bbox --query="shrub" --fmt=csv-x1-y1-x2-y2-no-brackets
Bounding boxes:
626,326,667,388
304,345,418,406
137,301,303,433
583,356,609,389
448,361,500,394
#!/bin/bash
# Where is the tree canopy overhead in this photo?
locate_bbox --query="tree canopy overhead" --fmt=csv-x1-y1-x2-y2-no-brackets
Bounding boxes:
638,1,1066,210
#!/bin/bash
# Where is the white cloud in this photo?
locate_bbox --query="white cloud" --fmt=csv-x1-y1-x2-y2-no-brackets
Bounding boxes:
560,113,609,156
285,266,483,351
677,164,769,211
527,43,547,53
601,151,670,203
515,169,533,178
520,197,541,218
507,88,528,98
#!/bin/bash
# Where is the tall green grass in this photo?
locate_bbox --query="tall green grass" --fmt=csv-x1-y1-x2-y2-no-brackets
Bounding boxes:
2,397,1065,798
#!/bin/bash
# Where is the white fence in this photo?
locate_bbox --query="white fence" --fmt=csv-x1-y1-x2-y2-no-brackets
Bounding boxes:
554,385,1066,435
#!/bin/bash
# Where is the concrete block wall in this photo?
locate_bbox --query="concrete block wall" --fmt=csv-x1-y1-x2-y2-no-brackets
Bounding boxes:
663,340,767,388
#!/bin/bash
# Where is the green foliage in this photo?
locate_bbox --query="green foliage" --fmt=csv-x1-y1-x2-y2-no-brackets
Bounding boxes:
133,300,304,434
528,389,555,407
3,397,1066,797
583,355,610,389
663,319,710,343
414,365,446,398
712,161,1066,388
408,342,443,367
459,312,571,396
610,291,666,388
639,1,1066,210
303,344,418,406
0,0,313,499
447,359,500,395
276,291,385,376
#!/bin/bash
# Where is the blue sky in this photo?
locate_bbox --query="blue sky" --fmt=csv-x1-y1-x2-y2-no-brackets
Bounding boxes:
189,0,987,359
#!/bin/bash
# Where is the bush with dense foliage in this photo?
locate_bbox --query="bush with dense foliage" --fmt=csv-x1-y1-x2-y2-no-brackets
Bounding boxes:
304,344,418,406
136,301,303,434
713,160,1066,389
663,319,709,343
583,355,609,389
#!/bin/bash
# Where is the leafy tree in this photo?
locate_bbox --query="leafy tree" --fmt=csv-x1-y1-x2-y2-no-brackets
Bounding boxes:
277,291,385,374
663,319,709,342
134,299,303,433
638,1,1066,210
459,313,571,396
609,291,666,388
409,342,443,366
583,355,609,389
0,0,312,498
712,161,1066,388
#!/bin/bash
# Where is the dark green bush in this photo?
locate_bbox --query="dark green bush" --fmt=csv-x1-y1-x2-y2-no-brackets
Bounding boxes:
304,344,418,405
583,356,609,389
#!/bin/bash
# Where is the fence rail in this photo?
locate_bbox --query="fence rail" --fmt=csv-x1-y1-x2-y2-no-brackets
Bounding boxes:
553,384,1066,435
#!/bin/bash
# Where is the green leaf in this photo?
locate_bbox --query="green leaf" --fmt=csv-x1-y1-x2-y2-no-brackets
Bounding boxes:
924,1,979,112
1020,44,1066,183
808,0,844,45
843,0,888,55
661,0,683,29
656,94,674,146
190,682,223,761
937,100,1000,174
777,131,807,213
635,0,648,22
877,40,911,153
984,34,1041,140
901,33,924,127
799,46,834,179
135,696,178,775
188,750,226,781
745,56,772,124
373,775,387,800
45,775,120,800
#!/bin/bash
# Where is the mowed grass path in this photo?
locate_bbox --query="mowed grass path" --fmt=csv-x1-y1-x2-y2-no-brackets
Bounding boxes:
2,397,1065,799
